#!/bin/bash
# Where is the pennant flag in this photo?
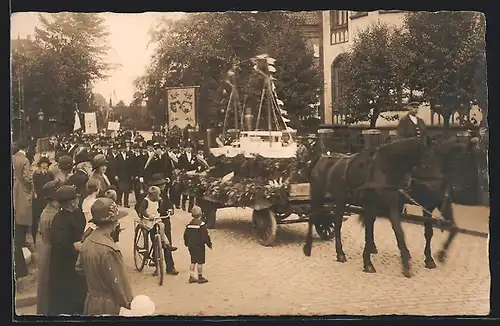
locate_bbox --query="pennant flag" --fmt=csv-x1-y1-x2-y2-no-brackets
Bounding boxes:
276,99,284,106
73,111,82,131
282,117,291,123
280,108,288,115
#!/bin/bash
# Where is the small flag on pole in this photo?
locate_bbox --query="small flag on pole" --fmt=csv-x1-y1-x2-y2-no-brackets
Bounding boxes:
73,105,81,131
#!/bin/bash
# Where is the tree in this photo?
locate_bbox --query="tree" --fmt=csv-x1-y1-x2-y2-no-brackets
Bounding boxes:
404,11,486,128
135,12,321,131
11,13,112,133
340,23,406,127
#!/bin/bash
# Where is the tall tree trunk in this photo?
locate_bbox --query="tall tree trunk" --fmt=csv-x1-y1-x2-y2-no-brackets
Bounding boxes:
370,106,380,128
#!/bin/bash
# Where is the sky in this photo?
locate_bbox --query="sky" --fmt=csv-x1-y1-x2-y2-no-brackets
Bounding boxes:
11,12,185,105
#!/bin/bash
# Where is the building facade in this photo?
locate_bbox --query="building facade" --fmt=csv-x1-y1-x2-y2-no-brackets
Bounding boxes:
290,11,321,63
321,10,405,124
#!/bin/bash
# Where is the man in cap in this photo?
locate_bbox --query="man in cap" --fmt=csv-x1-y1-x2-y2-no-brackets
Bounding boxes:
48,185,87,315
76,197,133,315
397,100,427,140
13,139,33,279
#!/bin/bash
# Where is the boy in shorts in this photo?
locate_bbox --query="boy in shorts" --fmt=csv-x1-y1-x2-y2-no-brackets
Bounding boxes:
183,206,212,284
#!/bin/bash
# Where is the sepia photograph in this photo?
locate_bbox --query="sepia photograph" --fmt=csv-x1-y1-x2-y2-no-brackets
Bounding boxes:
11,9,489,318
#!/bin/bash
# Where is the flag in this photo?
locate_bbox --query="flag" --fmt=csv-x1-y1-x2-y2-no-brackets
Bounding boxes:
84,112,98,134
167,87,197,129
73,111,81,131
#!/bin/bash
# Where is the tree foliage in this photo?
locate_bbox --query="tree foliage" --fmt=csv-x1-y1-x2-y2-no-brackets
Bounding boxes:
339,11,487,128
11,13,111,133
135,12,321,131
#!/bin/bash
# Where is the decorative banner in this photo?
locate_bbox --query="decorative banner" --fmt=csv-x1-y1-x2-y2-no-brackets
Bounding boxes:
73,111,82,131
84,112,98,134
107,121,120,131
167,87,196,129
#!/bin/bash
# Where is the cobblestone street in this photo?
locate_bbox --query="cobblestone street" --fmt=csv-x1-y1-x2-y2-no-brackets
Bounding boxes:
19,203,489,316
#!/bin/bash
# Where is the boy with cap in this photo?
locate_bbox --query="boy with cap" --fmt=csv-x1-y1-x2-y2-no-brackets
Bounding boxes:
183,206,212,284
138,186,177,252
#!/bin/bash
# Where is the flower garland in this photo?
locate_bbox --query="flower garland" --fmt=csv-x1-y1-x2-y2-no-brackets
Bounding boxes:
174,152,313,206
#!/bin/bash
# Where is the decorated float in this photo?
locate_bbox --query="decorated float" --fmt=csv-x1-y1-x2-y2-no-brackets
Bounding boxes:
175,54,334,246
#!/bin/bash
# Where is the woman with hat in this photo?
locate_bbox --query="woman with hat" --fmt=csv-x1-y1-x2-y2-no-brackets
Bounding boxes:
67,150,92,198
48,185,87,315
32,155,55,244
36,180,61,314
76,197,133,315
89,154,112,196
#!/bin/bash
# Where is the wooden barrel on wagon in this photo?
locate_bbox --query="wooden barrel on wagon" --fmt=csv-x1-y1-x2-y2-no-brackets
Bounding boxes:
362,129,382,150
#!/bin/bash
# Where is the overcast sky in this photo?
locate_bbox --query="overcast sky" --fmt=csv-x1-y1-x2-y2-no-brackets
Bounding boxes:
11,12,184,104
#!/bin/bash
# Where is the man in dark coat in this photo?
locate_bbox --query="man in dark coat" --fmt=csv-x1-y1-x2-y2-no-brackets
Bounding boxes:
67,151,92,197
115,143,134,207
397,101,427,140
106,144,120,189
177,142,198,212
48,185,87,315
143,142,172,184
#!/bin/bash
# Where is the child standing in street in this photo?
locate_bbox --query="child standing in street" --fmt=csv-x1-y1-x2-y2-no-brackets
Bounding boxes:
183,206,212,284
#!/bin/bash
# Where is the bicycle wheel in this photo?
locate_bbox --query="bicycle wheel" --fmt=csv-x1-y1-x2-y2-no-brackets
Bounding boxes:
154,233,165,286
133,224,148,272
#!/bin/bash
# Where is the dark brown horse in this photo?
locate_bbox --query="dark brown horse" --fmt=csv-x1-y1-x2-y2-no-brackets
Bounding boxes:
363,136,476,273
304,137,427,277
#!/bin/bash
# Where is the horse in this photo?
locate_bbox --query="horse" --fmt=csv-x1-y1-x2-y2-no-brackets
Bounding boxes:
363,135,476,272
304,137,428,278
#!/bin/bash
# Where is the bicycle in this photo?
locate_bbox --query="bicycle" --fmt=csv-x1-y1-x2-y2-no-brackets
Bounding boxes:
133,212,171,286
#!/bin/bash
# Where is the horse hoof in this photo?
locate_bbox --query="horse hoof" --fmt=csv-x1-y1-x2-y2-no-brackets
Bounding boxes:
370,247,378,254
303,246,312,257
437,250,447,263
402,269,413,278
337,254,347,263
425,259,437,269
364,265,376,273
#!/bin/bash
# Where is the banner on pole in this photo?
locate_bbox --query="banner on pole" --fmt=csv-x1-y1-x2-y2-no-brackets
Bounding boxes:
167,87,197,129
107,121,120,131
73,111,82,131
84,112,98,134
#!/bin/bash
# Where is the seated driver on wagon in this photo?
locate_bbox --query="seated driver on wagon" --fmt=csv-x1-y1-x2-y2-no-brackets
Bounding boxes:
138,186,177,251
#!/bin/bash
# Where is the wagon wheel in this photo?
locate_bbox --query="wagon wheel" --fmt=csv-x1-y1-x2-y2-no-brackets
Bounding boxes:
251,209,277,247
314,219,335,240
203,205,217,229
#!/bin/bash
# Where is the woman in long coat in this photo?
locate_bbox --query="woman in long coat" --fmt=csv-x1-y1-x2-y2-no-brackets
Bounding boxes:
36,180,61,315
32,156,54,244
76,197,133,315
48,185,87,315
89,154,112,196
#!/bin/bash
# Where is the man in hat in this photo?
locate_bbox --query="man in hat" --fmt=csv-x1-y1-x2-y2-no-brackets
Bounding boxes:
52,155,74,184
143,142,173,184
397,100,427,140
67,150,93,197
106,144,120,189
115,143,134,207
177,141,198,212
13,139,33,279
48,185,87,315
76,197,133,316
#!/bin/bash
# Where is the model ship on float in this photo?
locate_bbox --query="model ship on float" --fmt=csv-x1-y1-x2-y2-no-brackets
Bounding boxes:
211,54,297,159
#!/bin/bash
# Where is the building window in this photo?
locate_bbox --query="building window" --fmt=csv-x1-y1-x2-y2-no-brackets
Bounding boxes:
331,57,347,110
350,11,368,19
330,10,349,45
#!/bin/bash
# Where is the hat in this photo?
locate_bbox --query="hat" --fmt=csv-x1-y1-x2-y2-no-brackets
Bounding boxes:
54,185,78,201
148,186,161,195
74,150,91,165
407,101,420,108
90,197,128,225
153,142,161,149
42,180,61,199
146,140,154,147
149,173,168,186
92,154,108,169
37,110,44,116
191,206,202,218
104,189,118,202
37,155,51,166
58,155,74,170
